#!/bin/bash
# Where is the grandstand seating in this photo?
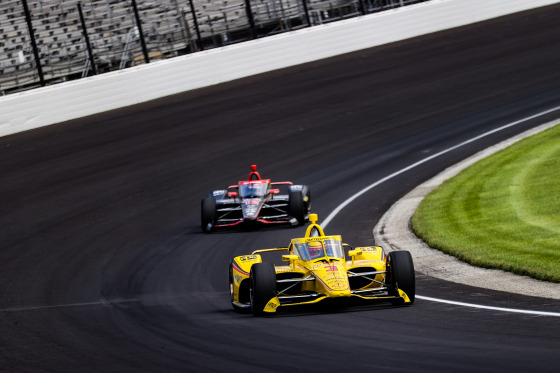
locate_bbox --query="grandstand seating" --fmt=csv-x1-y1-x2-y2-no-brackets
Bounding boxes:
0,0,422,94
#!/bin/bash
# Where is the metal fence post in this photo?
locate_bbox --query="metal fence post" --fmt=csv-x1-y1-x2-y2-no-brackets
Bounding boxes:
188,0,204,51
78,3,98,76
131,0,150,64
21,0,45,86
301,0,311,26
244,0,257,39
359,0,367,15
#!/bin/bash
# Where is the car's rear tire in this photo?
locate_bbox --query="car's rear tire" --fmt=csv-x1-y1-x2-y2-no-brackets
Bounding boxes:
288,191,306,225
201,197,217,233
250,262,277,316
387,251,415,305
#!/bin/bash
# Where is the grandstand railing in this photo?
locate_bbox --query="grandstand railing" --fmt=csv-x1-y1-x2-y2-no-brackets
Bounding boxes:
0,0,427,95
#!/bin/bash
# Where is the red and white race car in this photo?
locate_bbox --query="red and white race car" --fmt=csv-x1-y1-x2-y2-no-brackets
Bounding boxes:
201,165,311,233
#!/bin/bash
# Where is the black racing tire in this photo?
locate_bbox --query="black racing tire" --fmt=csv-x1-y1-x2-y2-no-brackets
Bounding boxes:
229,261,246,313
250,262,277,316
387,251,415,305
201,197,217,233
288,191,305,225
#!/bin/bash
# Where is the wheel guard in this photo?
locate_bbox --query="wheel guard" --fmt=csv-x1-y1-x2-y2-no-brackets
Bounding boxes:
398,288,411,303
263,296,281,313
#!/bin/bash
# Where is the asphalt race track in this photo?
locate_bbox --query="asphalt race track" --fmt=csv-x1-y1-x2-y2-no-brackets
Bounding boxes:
1,4,560,372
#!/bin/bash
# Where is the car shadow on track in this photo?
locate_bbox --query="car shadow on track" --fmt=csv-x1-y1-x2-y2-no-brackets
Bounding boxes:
225,298,411,318
196,220,308,235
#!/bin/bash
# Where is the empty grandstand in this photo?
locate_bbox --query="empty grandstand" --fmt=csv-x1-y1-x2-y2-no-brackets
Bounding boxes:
0,0,426,95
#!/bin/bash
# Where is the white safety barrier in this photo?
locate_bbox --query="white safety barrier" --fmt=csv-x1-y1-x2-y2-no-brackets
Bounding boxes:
1,0,559,137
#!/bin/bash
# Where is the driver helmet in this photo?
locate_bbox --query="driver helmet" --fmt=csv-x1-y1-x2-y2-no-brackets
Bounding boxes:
307,241,323,259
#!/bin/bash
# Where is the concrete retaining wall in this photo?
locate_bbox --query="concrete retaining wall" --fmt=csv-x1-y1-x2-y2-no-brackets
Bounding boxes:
1,0,559,137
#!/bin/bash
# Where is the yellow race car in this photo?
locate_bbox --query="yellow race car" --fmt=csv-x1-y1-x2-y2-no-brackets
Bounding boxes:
229,214,415,315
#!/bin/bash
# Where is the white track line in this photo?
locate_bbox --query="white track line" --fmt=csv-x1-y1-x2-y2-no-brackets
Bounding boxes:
322,105,560,228
322,105,560,317
417,296,560,317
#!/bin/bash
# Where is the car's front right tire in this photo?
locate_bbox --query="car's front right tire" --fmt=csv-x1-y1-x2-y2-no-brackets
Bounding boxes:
387,250,415,305
288,191,306,225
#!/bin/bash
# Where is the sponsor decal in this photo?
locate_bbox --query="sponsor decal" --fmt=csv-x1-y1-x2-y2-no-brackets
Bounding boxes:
240,180,267,185
325,277,347,287
213,190,226,196
294,235,340,244
266,301,279,309
361,247,377,252
290,185,303,191
239,255,258,261
243,204,259,216
313,271,349,291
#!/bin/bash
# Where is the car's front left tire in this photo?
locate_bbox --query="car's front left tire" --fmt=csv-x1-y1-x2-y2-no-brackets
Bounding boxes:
249,262,277,316
229,261,247,313
201,197,217,233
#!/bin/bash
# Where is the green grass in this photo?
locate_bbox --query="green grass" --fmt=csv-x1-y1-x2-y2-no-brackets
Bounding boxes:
411,124,560,283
